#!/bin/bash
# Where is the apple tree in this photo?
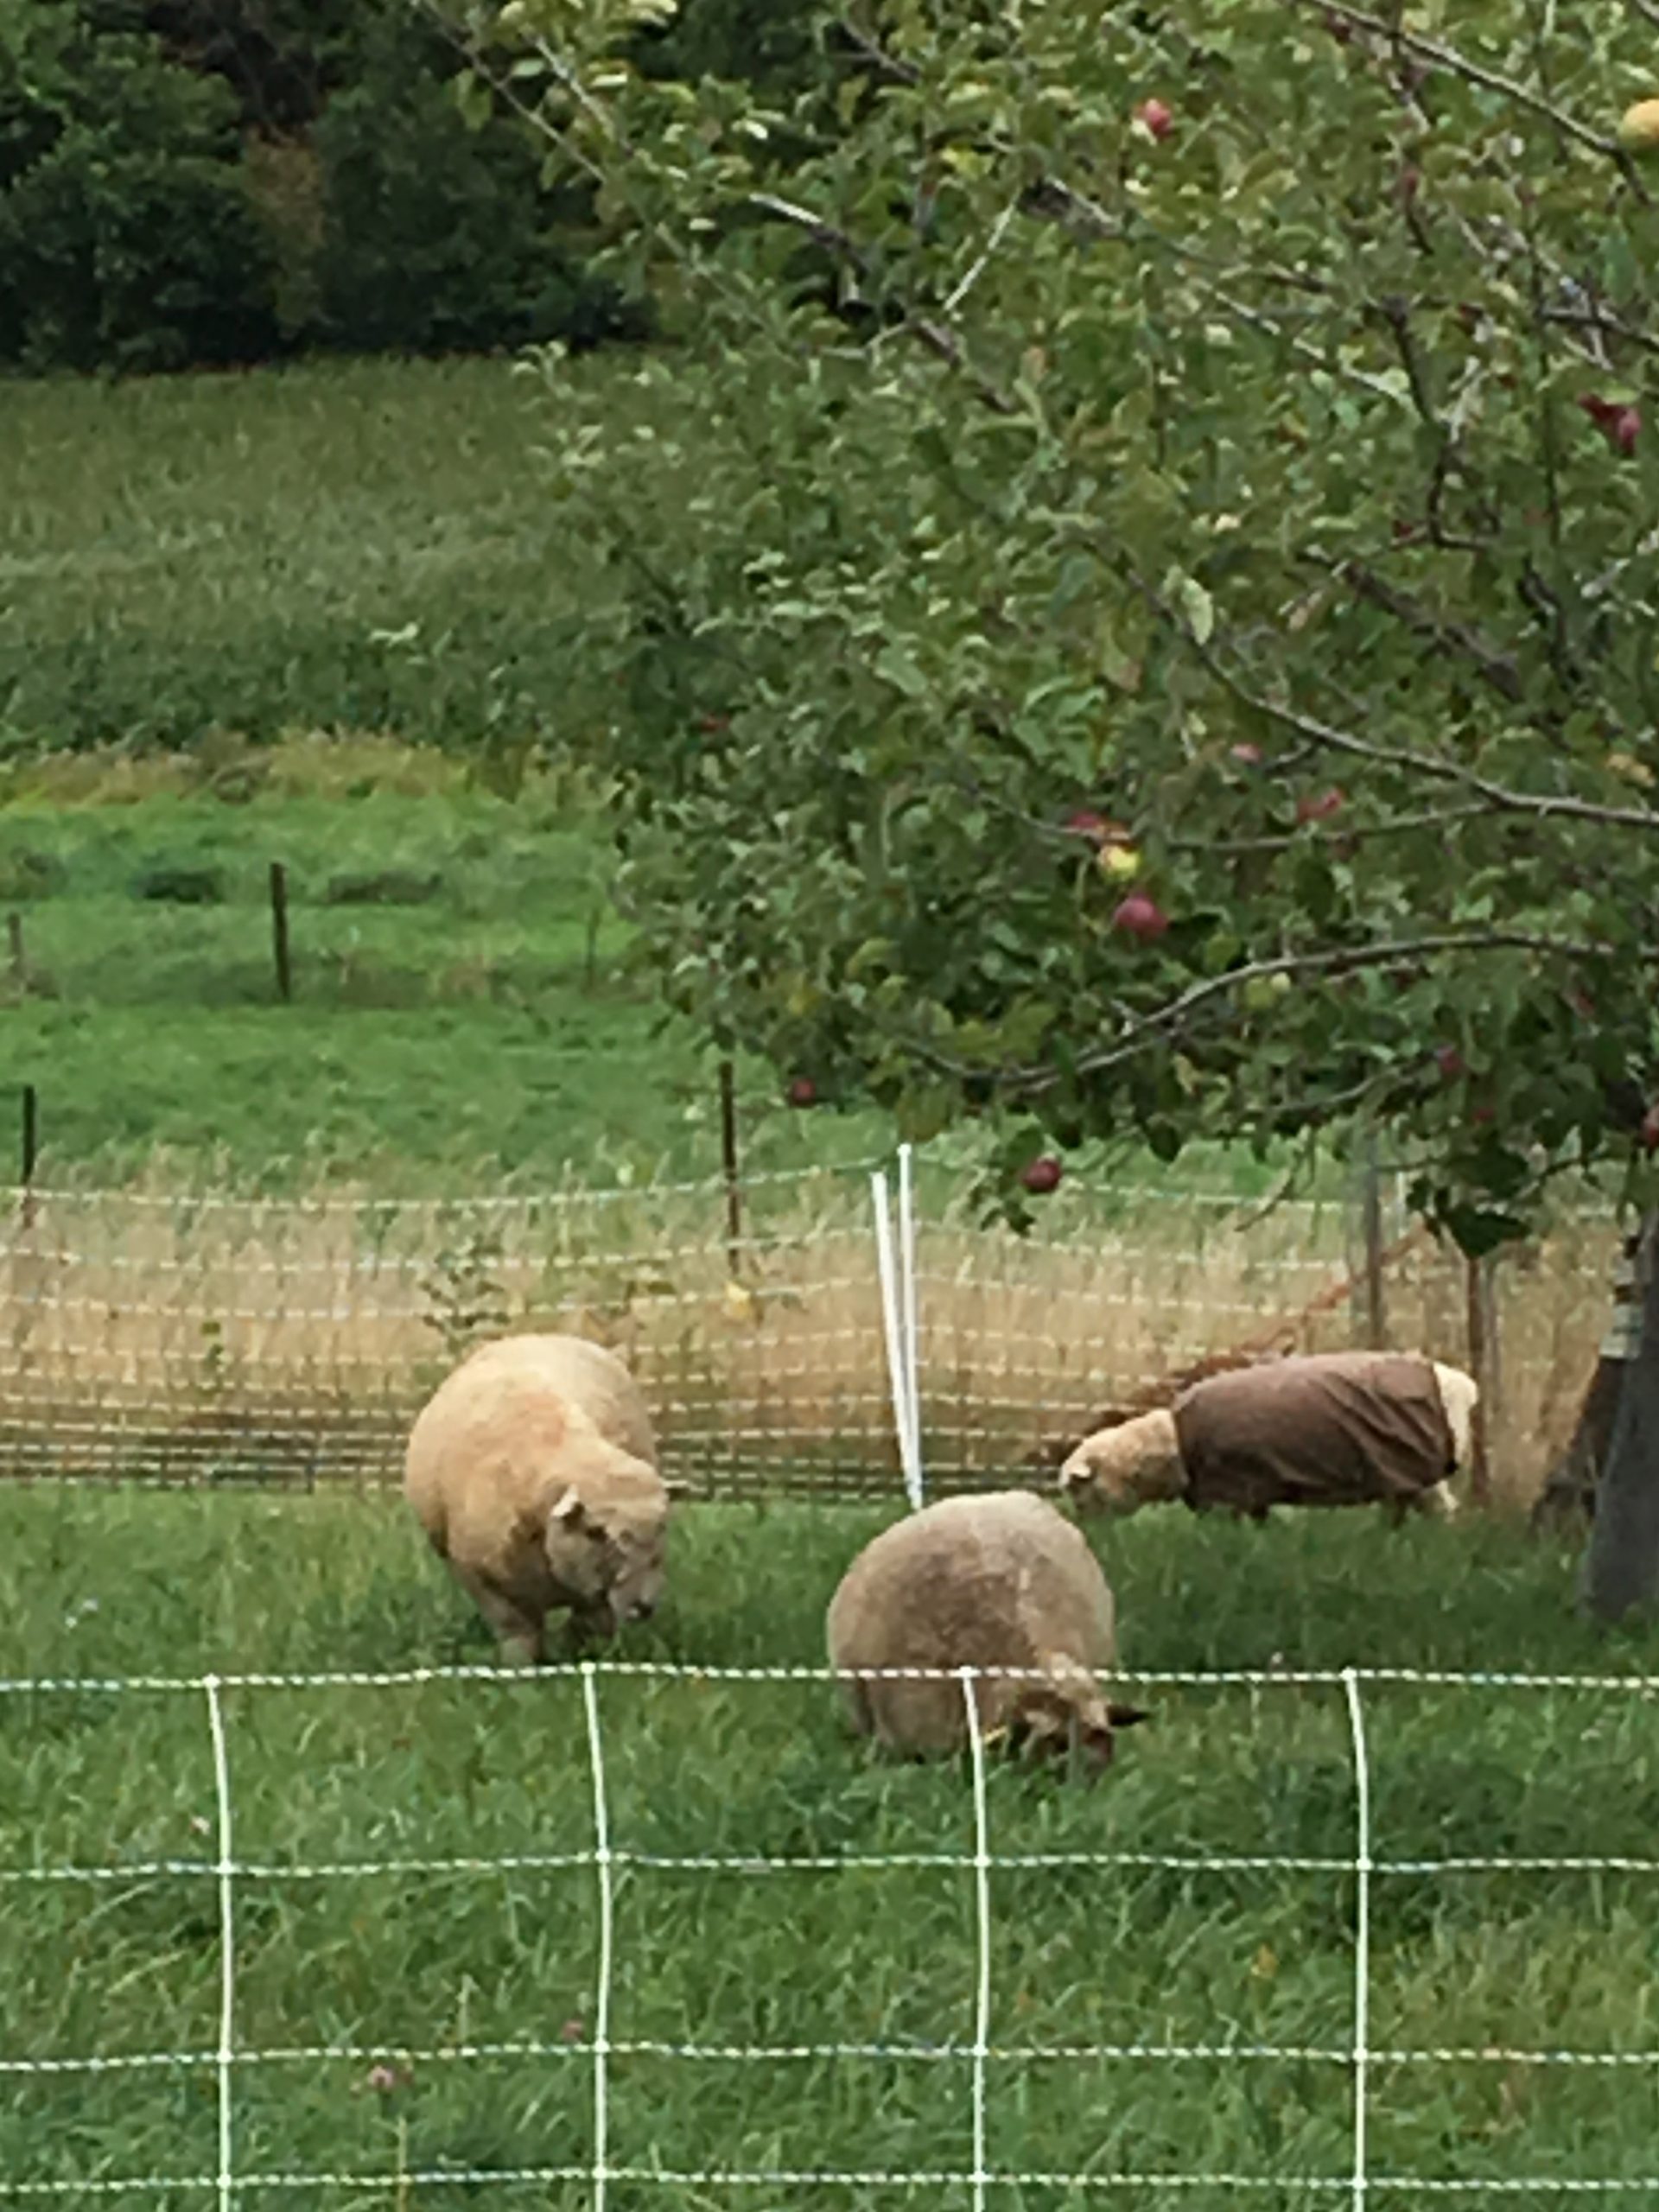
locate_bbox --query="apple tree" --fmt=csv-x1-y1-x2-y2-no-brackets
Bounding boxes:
452,0,1659,1604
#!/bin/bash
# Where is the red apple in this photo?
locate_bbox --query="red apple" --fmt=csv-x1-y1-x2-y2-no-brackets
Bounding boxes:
1111,890,1170,941
1063,809,1109,842
1134,98,1174,140
1642,1104,1659,1154
1230,741,1264,766
785,1076,817,1108
1580,393,1641,454
698,713,731,734
1434,1045,1466,1081
1296,787,1345,824
1020,1155,1064,1195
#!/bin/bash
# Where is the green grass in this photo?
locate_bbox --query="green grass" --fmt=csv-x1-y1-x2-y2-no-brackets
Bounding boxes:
0,745,1326,1196
0,350,1341,1198
0,357,626,758
1,1488,1656,2206
0,756,896,1189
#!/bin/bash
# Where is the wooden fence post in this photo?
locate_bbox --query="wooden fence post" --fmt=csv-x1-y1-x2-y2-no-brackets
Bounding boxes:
19,1082,37,1230
1350,1140,1387,1350
269,861,292,1002
718,1057,742,1276
1465,1251,1500,1506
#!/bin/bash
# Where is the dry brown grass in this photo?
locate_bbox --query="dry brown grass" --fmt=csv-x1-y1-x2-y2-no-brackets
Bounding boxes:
0,1162,1619,1507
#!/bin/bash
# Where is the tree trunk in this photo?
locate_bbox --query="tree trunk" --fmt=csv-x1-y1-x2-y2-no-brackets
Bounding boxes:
1583,1211,1659,1623
1535,1222,1644,1535
1532,1354,1627,1532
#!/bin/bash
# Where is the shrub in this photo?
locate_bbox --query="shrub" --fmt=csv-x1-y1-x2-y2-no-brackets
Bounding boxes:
0,2,278,372
131,858,226,904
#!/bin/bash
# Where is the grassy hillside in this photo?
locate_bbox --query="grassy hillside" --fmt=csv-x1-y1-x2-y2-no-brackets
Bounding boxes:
0,1487,1654,2202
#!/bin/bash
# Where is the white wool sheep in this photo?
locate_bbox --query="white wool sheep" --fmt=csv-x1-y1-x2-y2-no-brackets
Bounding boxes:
404,1332,675,1662
825,1490,1147,1773
1058,1351,1478,1526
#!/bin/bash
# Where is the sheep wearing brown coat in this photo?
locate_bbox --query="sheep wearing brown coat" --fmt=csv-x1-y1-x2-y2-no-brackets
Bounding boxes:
1058,1351,1477,1526
825,1490,1146,1774
404,1332,673,1662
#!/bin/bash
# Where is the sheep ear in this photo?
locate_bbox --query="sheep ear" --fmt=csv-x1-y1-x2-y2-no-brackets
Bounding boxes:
550,1487,589,1529
1107,1702,1151,1729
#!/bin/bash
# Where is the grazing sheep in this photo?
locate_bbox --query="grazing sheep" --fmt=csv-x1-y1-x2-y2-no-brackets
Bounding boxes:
404,1332,674,1662
825,1490,1147,1774
1058,1351,1477,1526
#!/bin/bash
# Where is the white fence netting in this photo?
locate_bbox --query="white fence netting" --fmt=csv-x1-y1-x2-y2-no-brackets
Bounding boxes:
0,1151,1624,1502
1,1662,1657,2202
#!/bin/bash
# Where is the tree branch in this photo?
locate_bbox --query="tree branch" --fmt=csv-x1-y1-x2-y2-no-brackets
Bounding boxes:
747,192,1020,412
1129,569,1659,835
1297,0,1633,168
1046,928,1611,1090
1307,551,1524,702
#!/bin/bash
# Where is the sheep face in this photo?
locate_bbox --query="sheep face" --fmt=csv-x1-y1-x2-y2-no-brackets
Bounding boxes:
546,1484,667,1637
1058,1409,1185,1519
1003,1675,1150,1778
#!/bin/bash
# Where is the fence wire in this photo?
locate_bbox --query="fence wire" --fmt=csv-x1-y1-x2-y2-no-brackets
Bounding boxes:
0,1158,1624,1503
0,1662,1656,2202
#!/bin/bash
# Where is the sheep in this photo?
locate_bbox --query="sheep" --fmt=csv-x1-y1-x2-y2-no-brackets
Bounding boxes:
1058,1350,1478,1526
404,1332,675,1662
825,1489,1147,1774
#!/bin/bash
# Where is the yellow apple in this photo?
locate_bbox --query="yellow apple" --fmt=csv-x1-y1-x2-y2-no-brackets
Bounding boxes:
1097,843,1141,879
1618,98,1659,154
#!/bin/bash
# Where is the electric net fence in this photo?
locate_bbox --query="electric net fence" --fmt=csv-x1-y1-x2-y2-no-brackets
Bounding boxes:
2,1661,1659,2202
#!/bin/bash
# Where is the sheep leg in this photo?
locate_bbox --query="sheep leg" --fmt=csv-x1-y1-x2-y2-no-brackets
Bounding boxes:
1412,1480,1459,1522
459,1568,545,1668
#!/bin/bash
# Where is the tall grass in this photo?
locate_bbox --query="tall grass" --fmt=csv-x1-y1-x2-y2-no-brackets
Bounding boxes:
0,357,631,755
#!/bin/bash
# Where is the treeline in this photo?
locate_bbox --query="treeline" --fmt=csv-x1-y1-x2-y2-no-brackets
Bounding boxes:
0,0,812,374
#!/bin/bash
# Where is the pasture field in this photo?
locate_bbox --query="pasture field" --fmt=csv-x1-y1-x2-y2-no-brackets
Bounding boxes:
0,1485,1656,2207
0,741,893,1187
0,357,627,760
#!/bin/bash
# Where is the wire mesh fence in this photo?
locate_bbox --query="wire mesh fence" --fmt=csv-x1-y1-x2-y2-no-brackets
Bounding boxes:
0,1153,1624,1503
3,1660,1659,2204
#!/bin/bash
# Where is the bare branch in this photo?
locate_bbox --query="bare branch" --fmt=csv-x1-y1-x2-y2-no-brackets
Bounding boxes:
830,16,919,85
1295,0,1631,167
1541,306,1659,360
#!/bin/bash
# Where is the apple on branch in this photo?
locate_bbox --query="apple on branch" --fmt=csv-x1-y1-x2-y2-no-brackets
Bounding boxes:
1295,787,1345,825
1111,890,1170,941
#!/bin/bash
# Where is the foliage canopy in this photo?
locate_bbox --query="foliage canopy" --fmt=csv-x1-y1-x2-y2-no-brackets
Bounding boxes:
467,0,1659,1241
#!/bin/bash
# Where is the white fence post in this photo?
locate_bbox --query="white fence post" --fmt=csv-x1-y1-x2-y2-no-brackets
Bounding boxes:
202,1674,236,2212
1341,1668,1371,2212
581,1662,614,2212
873,1166,925,1510
958,1667,991,2212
